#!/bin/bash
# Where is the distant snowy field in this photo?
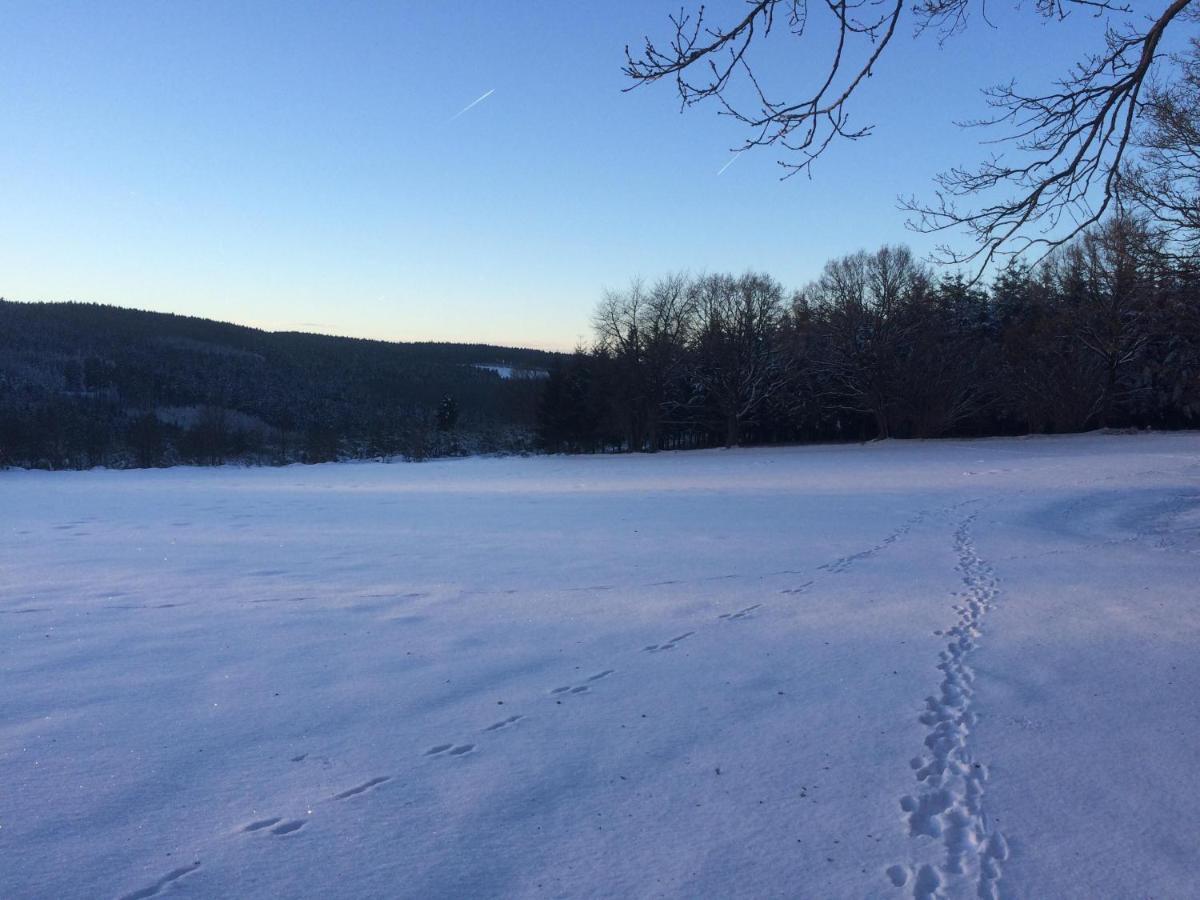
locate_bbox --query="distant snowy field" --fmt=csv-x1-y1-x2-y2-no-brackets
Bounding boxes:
3,434,1198,900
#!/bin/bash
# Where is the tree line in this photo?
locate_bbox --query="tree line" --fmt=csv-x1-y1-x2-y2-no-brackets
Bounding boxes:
538,217,1200,453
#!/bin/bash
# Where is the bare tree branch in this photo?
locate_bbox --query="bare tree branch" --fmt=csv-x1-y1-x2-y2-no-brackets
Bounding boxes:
624,1,907,178
903,0,1196,278
1122,36,1200,259
625,0,1195,275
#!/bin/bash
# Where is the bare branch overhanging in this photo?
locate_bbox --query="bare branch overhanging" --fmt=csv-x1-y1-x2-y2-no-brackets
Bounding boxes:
625,0,1197,279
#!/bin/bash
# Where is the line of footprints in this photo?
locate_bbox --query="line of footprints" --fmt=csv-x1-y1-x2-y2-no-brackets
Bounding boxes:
132,514,940,900
422,595,778,764
122,557,889,899
238,775,398,844
223,586,835,859
231,604,762,851
120,566,870,897
220,521,933,883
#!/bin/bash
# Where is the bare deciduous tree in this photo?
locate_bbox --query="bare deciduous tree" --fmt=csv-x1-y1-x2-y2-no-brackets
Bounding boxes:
642,274,698,449
593,275,697,450
593,280,652,450
688,273,789,446
1123,37,1200,259
1060,215,1158,425
802,246,924,437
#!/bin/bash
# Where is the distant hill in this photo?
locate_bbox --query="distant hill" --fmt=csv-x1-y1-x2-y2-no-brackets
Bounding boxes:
0,300,561,469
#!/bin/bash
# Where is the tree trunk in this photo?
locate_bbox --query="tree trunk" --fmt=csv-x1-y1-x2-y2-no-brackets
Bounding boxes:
725,414,740,448
873,407,891,439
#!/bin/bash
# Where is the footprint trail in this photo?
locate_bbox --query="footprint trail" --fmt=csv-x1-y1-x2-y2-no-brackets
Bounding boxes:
890,514,1008,899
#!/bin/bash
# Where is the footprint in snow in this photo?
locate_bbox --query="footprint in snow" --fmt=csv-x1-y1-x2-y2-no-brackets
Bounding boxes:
550,670,614,695
484,714,525,732
242,817,306,836
425,743,475,757
242,817,282,832
117,862,201,900
332,776,391,800
644,632,694,652
779,580,814,595
718,604,762,620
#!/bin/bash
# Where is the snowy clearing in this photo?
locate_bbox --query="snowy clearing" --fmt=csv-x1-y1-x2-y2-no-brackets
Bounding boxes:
2,433,1199,899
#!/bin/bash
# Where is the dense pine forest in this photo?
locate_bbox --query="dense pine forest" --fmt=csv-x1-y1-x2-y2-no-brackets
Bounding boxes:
0,301,553,469
3,218,1198,470
541,219,1200,452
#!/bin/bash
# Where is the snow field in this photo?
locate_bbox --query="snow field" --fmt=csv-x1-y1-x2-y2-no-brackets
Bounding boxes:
2,433,1198,898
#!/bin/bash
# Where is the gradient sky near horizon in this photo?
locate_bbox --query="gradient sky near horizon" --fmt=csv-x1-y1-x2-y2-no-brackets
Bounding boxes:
2,1,1121,349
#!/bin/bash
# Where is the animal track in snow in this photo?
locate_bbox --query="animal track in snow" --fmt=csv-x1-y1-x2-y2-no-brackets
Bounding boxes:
818,512,930,575
643,632,694,652
890,515,1008,899
332,776,391,800
912,864,941,900
483,714,525,732
551,669,616,695
118,861,201,900
645,518,922,660
778,581,814,595
104,601,188,611
242,817,306,837
242,817,282,832
818,550,874,574
425,743,475,757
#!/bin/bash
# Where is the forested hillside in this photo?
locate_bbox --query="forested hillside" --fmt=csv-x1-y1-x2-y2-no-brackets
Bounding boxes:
0,301,555,469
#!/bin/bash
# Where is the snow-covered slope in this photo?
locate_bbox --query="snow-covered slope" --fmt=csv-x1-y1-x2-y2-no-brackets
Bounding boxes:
2,433,1197,899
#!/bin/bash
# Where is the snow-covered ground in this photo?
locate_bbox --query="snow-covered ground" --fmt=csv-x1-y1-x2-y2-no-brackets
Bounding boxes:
3,433,1198,900
471,363,550,380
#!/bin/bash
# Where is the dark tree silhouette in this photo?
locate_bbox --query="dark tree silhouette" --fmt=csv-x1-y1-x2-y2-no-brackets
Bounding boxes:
437,395,459,431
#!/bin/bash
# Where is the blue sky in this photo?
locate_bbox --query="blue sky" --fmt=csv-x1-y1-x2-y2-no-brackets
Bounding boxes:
1,2,1116,349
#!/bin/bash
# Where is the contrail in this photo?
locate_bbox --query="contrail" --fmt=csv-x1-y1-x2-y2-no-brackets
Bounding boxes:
448,88,495,122
717,149,745,176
